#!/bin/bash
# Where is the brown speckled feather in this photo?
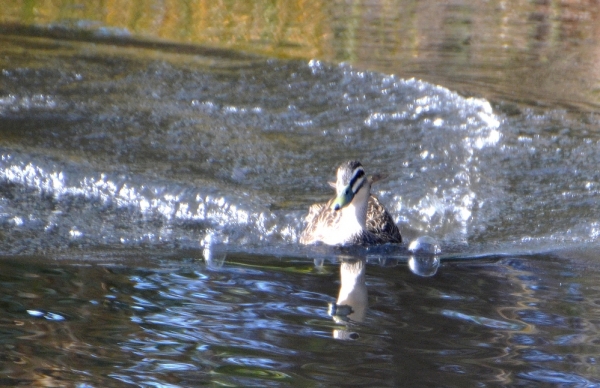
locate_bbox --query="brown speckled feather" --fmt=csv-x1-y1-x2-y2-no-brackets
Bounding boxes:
299,198,337,245
300,195,401,246
365,195,402,244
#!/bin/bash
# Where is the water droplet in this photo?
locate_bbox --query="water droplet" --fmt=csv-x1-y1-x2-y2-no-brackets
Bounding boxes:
408,256,440,277
408,236,441,255
408,236,441,277
202,232,226,269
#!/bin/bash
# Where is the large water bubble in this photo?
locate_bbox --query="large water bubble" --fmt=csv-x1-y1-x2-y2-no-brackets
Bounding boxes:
408,236,441,277
408,236,441,255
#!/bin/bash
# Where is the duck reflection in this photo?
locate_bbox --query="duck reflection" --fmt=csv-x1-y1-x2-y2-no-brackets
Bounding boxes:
328,258,367,340
327,242,441,340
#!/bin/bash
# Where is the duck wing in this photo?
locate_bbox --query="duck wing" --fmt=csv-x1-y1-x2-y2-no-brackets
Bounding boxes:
366,195,402,244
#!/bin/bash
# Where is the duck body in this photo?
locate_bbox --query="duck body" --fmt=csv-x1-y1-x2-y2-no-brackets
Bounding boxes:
299,161,402,246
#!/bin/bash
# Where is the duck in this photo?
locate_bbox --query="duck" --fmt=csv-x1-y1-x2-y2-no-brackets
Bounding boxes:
299,161,402,246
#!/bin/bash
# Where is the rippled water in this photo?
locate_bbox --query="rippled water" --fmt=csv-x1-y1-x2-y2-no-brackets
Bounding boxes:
2,252,600,386
2,23,600,386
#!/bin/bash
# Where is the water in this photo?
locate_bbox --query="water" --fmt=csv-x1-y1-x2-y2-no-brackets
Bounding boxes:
2,15,600,387
1,37,598,254
2,252,600,386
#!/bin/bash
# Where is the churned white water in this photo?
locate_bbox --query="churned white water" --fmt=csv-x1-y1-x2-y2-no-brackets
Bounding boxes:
1,53,599,256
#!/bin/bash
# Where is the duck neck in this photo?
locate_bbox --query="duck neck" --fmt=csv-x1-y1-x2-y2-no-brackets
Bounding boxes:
340,184,370,235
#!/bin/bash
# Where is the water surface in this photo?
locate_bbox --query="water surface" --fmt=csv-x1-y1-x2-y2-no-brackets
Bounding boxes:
1,2,600,386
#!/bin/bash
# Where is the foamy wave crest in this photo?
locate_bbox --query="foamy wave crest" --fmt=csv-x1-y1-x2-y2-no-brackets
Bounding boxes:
0,152,284,248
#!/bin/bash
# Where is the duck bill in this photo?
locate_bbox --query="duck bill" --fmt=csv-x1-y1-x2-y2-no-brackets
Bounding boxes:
331,187,353,211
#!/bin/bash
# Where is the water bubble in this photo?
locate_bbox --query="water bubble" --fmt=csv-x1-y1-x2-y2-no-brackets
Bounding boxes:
408,236,441,255
202,232,226,269
408,236,441,277
408,255,440,277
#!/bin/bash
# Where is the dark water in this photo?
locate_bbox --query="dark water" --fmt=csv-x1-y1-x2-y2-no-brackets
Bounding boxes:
2,251,600,386
2,15,600,387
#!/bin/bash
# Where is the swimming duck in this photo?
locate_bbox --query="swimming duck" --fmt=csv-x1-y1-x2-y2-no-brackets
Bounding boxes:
299,161,402,246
